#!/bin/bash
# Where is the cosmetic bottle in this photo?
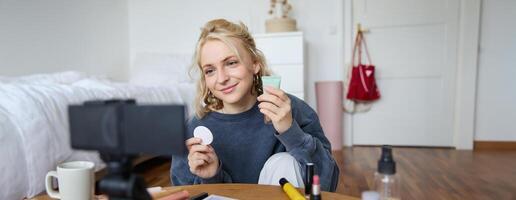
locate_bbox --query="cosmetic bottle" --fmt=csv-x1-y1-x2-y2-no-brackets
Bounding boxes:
374,145,400,200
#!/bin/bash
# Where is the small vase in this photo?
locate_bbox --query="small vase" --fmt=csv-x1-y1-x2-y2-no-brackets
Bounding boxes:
265,18,297,33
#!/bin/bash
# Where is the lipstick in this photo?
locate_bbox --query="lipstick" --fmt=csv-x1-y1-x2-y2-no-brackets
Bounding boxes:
305,163,314,198
310,175,321,200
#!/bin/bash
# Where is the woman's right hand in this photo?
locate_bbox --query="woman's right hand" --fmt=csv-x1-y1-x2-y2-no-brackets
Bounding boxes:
186,137,219,179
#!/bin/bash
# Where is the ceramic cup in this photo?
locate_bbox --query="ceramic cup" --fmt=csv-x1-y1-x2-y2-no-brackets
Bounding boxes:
45,161,95,200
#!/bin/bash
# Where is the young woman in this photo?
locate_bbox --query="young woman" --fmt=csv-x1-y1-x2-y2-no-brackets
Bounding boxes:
171,19,339,191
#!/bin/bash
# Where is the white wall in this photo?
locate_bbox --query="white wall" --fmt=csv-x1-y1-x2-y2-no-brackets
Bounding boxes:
3,0,513,144
0,0,129,80
474,0,516,141
128,0,257,57
128,0,344,108
291,0,344,108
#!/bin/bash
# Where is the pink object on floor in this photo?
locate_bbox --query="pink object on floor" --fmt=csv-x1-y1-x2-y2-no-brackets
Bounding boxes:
315,81,344,151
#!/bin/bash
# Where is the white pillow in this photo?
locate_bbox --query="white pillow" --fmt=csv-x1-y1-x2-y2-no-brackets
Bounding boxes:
130,53,195,86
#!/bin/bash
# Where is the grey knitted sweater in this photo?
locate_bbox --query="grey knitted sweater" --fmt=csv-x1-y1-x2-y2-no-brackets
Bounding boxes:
171,94,339,191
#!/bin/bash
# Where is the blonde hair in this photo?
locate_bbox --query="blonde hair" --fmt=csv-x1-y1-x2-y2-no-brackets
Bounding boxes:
191,19,271,119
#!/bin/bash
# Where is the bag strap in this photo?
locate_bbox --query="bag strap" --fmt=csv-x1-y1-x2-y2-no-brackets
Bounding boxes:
352,31,373,66
351,31,362,67
359,31,373,65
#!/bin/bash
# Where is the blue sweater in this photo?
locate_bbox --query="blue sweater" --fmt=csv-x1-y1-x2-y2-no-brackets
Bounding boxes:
171,95,339,191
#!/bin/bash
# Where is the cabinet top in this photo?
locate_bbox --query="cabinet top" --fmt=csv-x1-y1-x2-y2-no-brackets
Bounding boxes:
252,31,303,38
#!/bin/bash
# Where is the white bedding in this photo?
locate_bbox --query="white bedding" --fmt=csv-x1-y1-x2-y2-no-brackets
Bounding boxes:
0,71,195,199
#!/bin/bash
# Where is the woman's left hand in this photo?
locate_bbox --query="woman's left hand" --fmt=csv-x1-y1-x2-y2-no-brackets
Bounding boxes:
257,86,293,134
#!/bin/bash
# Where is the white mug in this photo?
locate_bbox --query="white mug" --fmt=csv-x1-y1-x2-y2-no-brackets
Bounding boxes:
45,161,95,200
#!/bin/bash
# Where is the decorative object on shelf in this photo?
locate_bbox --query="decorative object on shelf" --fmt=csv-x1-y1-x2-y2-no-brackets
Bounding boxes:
266,0,297,33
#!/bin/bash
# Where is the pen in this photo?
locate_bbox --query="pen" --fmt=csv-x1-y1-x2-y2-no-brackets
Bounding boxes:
189,192,208,200
152,188,186,199
158,190,190,200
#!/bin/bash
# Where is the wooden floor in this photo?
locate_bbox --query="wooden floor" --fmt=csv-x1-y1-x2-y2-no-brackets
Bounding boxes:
136,147,516,200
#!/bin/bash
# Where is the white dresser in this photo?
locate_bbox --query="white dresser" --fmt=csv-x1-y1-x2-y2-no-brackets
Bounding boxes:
253,32,305,100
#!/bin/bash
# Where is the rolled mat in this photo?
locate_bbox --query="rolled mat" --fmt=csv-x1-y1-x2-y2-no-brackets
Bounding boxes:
315,81,343,151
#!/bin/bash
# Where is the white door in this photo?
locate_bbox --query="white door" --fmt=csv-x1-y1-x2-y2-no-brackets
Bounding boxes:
351,0,459,146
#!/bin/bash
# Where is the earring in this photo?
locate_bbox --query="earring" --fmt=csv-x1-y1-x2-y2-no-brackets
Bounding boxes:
207,91,217,104
253,74,263,95
206,90,223,110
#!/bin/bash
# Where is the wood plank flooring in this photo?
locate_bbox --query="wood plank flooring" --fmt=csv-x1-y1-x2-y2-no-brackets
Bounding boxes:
135,147,516,200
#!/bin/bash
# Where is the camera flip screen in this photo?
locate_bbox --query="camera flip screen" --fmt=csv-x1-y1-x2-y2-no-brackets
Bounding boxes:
68,101,186,156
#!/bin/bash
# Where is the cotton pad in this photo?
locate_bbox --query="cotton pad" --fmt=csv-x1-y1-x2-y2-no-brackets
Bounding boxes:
193,126,213,145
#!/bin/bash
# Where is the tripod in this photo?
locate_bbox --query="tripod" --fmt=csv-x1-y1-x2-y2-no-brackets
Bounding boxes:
98,154,152,200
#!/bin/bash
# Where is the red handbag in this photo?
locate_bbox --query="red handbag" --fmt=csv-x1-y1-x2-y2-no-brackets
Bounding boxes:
346,31,381,101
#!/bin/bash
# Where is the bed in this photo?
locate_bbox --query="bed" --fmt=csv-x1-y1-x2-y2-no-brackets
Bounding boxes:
0,53,195,199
